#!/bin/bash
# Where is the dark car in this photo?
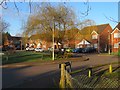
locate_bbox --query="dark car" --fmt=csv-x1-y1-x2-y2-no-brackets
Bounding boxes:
73,48,83,53
82,47,96,53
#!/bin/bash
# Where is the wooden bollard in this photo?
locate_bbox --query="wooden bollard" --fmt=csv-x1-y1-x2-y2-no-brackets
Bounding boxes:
60,64,65,88
109,64,112,73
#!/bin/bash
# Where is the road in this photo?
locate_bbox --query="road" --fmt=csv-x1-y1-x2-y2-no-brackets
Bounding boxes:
2,54,119,88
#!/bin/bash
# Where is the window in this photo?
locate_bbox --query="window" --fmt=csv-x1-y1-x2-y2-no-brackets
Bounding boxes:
94,44,97,48
114,43,119,48
92,35,98,39
114,33,120,38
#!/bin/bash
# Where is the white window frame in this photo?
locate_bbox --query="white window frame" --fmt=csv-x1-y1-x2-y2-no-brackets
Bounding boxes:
92,35,98,39
114,33,120,38
94,44,97,48
114,43,119,48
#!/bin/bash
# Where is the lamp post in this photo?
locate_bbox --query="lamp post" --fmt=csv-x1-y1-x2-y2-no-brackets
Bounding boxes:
108,30,110,54
19,39,22,50
52,17,55,60
98,34,100,53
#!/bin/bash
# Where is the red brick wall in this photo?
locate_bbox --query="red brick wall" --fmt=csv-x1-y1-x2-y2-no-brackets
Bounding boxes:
91,32,98,46
111,28,120,53
99,25,112,52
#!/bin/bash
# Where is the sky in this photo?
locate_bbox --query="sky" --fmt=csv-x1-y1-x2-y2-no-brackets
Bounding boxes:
2,1,119,36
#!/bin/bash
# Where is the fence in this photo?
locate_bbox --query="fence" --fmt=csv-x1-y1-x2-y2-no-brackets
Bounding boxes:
59,63,119,89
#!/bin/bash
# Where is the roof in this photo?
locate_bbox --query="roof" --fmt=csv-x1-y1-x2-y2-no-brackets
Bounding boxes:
30,28,80,40
79,24,109,35
111,22,120,34
30,34,41,39
77,39,91,45
11,36,22,41
113,22,120,30
75,24,110,42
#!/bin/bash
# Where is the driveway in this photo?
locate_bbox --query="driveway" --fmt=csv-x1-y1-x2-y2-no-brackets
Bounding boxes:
2,54,119,88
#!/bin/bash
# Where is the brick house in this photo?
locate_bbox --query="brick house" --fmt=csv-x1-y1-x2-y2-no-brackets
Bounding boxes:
27,23,113,52
111,22,120,53
63,28,79,48
75,24,112,52
28,34,49,49
28,28,79,49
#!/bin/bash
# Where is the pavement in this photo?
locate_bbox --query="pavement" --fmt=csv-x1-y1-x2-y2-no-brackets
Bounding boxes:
2,54,119,88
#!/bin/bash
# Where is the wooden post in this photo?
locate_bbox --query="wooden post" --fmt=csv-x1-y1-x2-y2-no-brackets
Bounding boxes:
109,64,112,73
59,64,65,88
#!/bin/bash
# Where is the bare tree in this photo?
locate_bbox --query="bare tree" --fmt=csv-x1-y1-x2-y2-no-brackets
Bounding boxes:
0,19,9,32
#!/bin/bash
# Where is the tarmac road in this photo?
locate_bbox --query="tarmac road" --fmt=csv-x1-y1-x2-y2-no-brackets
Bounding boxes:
2,54,119,88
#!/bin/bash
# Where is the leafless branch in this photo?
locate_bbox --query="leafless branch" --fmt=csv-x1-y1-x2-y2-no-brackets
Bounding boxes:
29,0,32,13
1,0,8,9
14,0,19,14
79,0,91,17
2,5,7,9
0,0,6,5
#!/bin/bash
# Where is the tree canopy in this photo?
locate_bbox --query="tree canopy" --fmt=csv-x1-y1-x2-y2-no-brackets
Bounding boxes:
24,3,76,44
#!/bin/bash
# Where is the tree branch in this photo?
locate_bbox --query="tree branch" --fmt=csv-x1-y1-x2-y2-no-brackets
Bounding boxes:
29,0,32,13
14,0,19,14
1,0,8,9
0,0,6,6
80,0,91,17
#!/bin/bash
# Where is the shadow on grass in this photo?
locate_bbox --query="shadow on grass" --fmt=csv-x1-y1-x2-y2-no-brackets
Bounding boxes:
2,54,43,65
2,51,54,65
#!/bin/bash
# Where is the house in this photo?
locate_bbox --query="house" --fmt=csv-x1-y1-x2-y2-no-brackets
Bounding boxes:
11,36,24,50
63,28,80,48
111,22,120,53
75,24,113,52
1,32,24,50
27,23,114,53
28,28,79,49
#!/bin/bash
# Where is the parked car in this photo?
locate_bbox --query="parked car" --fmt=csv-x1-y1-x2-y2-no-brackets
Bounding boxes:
35,48,44,52
82,47,96,53
73,48,84,53
15,45,24,50
26,47,34,51
48,47,60,53
65,48,73,53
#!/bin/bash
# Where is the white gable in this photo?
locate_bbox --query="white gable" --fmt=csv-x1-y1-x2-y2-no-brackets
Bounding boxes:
77,39,90,45
91,30,98,35
111,28,120,34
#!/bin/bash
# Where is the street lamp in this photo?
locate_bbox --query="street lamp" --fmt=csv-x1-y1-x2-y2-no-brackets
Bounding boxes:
108,30,110,54
19,39,22,50
52,17,55,60
98,34,100,53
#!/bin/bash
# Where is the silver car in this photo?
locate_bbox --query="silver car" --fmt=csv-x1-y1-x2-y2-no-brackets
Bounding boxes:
35,48,44,52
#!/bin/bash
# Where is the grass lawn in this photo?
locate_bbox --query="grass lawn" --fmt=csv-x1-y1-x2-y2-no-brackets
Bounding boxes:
1,51,74,65
111,50,120,56
71,63,119,88
103,66,120,79
1,51,54,65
